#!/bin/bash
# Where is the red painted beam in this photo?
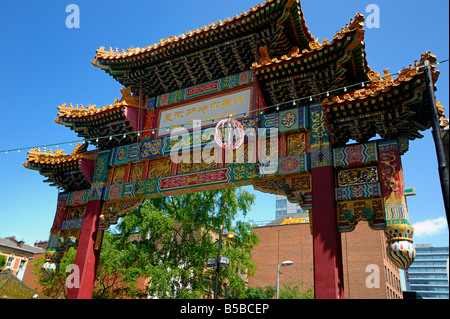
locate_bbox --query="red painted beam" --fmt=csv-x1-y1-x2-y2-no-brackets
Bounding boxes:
311,165,345,299
67,199,103,299
79,158,95,183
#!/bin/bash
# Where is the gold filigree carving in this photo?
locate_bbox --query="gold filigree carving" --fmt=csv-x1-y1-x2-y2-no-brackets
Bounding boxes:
148,158,171,179
288,133,306,156
252,173,311,195
337,198,385,231
290,174,311,192
112,166,126,185
67,206,86,220
130,163,144,182
337,166,378,187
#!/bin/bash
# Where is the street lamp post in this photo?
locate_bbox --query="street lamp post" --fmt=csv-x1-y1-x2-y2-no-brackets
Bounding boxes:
213,229,235,299
276,260,294,299
214,225,224,300
424,59,449,221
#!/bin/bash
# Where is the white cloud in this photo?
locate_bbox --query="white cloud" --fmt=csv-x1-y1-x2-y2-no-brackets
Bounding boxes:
412,217,448,237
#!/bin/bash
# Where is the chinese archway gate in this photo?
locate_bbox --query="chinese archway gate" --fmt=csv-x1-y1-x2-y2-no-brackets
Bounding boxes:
24,0,444,299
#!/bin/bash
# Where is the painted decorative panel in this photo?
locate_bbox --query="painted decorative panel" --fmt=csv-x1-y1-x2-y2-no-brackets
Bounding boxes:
310,104,331,168
335,182,382,201
159,168,230,191
287,133,306,156
333,142,378,168
140,138,164,159
337,166,378,186
260,113,279,129
92,150,111,184
278,106,308,134
337,198,385,232
279,154,310,175
66,189,90,206
154,71,254,108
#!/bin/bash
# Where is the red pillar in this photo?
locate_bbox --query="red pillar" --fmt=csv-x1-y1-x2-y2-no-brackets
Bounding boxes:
66,199,103,299
311,165,344,299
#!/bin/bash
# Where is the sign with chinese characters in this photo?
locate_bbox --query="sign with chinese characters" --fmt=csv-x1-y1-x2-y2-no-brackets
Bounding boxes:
157,88,252,136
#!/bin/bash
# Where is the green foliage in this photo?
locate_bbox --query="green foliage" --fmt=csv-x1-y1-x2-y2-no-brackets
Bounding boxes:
93,231,142,299
33,234,139,299
244,282,313,299
111,187,259,299
33,187,259,299
245,286,276,299
32,247,77,299
0,254,6,270
278,282,314,299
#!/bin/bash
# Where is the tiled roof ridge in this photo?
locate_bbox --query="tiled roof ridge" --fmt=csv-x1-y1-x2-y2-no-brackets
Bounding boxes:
91,0,312,65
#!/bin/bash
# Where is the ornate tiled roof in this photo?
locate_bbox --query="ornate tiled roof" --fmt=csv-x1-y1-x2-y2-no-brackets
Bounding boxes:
55,87,140,123
54,87,145,149
92,0,312,65
322,52,441,107
251,12,365,70
23,144,92,167
91,0,314,98
321,51,443,145
23,144,96,191
249,12,370,107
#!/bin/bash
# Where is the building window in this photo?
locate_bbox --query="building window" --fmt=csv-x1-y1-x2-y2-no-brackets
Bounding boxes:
6,256,15,268
18,259,26,269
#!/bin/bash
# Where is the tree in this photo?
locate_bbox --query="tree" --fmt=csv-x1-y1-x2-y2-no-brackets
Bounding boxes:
111,187,259,299
245,286,276,299
0,254,6,271
278,282,314,299
32,247,76,299
32,233,139,299
31,187,258,299
244,283,313,299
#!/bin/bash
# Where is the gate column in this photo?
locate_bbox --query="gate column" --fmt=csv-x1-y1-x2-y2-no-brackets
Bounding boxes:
67,199,103,299
310,104,344,299
67,149,111,299
311,166,344,299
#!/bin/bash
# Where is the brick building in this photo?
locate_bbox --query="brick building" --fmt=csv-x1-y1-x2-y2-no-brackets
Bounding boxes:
0,236,45,282
249,213,403,299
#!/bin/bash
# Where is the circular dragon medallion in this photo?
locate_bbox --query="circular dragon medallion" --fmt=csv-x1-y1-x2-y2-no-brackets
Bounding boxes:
109,185,122,199
239,72,248,84
280,156,299,173
281,111,297,128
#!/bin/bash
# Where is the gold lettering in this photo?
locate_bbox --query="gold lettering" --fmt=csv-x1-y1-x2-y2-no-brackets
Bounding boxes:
198,105,209,114
174,111,184,119
233,95,246,105
210,102,221,111
222,98,233,108
164,113,173,122
186,107,197,116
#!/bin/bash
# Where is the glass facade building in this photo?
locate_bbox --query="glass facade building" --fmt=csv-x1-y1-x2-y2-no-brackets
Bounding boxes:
275,194,308,219
404,244,449,299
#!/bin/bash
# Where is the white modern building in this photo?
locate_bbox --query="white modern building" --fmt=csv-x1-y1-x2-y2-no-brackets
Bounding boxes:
275,194,308,219
404,244,449,299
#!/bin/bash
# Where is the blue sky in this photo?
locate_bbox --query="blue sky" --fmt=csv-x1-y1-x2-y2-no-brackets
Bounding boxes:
0,0,448,255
